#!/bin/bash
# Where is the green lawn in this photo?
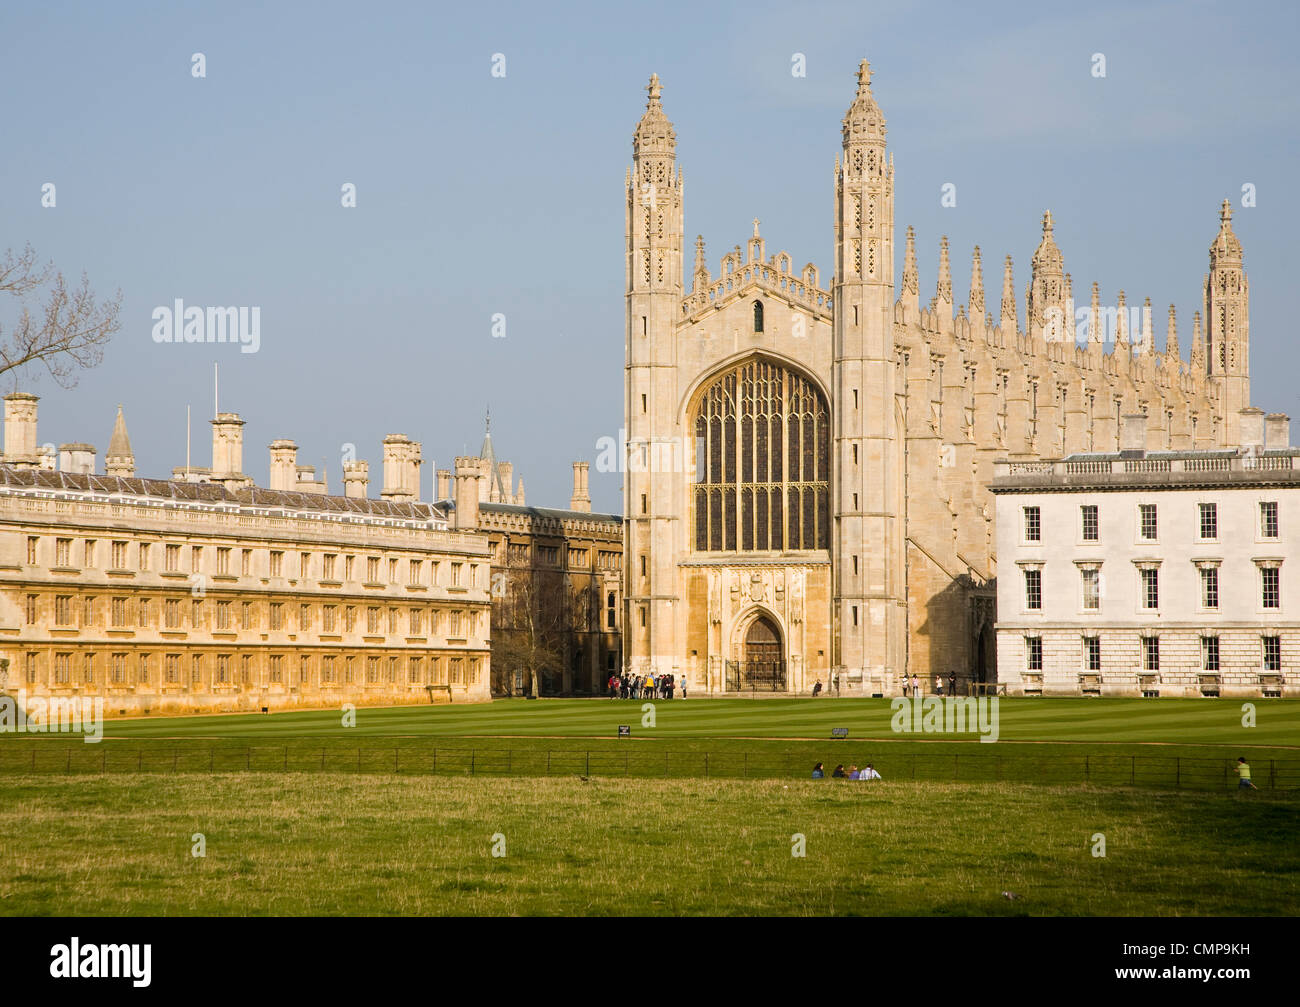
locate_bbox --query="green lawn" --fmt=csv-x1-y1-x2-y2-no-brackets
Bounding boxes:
77,696,1300,746
1,774,1294,916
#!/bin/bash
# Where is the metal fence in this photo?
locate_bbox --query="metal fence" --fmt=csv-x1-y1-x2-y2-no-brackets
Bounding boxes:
0,744,1295,792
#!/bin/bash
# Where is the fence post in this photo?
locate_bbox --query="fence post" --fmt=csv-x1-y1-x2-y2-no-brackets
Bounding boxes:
320,748,326,770
1085,755,1090,783
911,755,916,780
1175,757,1180,789
507,749,511,773
247,748,251,771
954,754,959,780
66,749,72,773
1270,759,1276,790
432,748,437,774
586,751,590,777
546,750,550,775
394,748,398,773
356,748,360,772
665,751,669,778
744,753,748,778
172,751,178,773
31,749,36,771
284,747,288,771
705,752,709,778
210,749,214,772
140,750,145,772
471,750,475,776
1130,756,1135,786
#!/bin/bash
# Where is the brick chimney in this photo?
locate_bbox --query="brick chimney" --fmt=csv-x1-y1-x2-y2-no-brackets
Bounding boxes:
570,461,591,512
2,392,40,468
343,460,369,498
1265,413,1291,450
1119,413,1148,455
211,413,246,483
382,434,422,501
58,443,97,475
453,456,480,530
268,439,298,490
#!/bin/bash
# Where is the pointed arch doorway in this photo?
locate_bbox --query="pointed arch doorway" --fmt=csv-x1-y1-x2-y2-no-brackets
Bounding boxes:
726,613,787,692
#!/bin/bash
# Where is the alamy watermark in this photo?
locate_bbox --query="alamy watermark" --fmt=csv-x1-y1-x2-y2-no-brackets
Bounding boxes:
151,300,260,353
890,695,999,743
0,689,103,743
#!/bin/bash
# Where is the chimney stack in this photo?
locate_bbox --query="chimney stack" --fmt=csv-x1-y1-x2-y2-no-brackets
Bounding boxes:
381,434,422,501
2,392,40,468
1265,413,1291,450
437,468,451,500
1119,413,1148,455
211,413,246,481
1239,407,1266,452
453,456,480,530
570,461,591,512
343,460,369,498
59,443,97,475
268,439,298,491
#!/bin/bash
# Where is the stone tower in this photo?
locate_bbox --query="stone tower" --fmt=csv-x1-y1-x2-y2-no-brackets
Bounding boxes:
624,73,684,676
104,405,136,477
1206,199,1250,442
832,60,905,683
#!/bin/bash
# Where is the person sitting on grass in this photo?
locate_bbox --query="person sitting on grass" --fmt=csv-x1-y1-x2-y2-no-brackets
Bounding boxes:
1237,757,1258,791
811,762,825,779
831,764,847,779
848,765,860,780
859,763,881,780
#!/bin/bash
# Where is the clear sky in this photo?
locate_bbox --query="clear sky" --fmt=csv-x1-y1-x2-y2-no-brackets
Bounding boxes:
2,0,1297,512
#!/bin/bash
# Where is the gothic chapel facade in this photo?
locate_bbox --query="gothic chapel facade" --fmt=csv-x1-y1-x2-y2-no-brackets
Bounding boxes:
623,61,1252,695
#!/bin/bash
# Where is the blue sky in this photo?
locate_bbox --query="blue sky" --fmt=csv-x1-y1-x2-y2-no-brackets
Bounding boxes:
2,0,1297,512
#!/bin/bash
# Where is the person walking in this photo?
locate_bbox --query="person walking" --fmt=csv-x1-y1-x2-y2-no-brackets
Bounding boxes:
1237,757,1258,791
948,671,957,697
911,674,920,697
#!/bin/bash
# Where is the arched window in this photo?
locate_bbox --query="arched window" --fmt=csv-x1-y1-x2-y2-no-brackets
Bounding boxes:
753,300,764,332
692,358,830,552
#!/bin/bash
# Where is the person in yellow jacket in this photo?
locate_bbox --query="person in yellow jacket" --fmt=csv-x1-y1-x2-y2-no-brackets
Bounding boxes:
1236,757,1258,791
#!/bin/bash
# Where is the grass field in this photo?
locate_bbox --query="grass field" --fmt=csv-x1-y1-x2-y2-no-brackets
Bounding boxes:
2,775,1296,916
2,697,1296,915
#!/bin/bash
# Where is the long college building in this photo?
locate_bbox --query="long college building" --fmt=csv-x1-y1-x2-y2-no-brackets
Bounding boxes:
0,394,493,713
624,60,1263,696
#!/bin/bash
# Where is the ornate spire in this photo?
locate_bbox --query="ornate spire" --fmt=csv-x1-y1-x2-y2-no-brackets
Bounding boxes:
633,73,676,159
1000,255,1017,334
1089,281,1102,346
968,246,984,318
936,236,952,309
1209,197,1242,264
1191,310,1206,372
1138,296,1153,355
693,234,709,288
902,225,918,296
1165,304,1180,360
841,58,886,147
104,404,135,478
1115,291,1129,348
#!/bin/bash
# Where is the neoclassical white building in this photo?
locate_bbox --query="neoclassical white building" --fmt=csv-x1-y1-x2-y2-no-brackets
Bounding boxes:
993,410,1298,697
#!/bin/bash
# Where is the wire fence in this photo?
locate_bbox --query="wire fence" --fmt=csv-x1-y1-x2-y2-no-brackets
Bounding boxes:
0,744,1296,792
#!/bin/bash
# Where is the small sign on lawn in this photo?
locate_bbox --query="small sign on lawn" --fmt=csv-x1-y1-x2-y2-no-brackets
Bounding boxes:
618,725,631,738
831,727,849,739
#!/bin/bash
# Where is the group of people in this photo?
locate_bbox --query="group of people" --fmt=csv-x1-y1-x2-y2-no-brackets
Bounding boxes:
811,761,881,780
607,673,683,700
812,671,960,697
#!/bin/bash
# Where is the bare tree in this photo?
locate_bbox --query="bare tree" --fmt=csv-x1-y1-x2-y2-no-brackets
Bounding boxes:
492,560,569,698
0,243,121,388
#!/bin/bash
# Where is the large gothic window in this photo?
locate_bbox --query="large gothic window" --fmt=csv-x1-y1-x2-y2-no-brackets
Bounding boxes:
692,358,830,552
